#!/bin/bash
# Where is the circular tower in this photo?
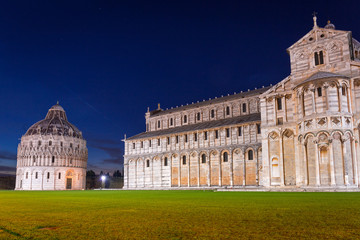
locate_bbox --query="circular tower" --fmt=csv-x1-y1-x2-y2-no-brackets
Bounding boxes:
15,103,88,190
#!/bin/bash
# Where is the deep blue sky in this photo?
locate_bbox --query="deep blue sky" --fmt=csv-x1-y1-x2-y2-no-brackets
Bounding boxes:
0,1,359,176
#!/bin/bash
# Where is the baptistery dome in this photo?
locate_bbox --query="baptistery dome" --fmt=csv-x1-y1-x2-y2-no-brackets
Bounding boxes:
25,103,83,138
15,103,88,190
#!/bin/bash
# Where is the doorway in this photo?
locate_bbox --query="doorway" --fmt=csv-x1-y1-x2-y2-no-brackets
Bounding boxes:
66,178,72,189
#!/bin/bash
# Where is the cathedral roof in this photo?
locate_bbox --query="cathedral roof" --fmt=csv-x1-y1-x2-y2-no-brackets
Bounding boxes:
127,113,260,140
149,87,271,117
24,103,83,139
300,71,349,85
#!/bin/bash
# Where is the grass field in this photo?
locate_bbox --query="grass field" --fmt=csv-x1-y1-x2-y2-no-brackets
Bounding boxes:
0,190,360,239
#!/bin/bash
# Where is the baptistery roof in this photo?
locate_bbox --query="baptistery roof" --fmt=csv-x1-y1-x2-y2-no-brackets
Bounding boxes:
25,103,83,139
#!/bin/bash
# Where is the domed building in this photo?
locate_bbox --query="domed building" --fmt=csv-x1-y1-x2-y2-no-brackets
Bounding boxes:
15,103,88,190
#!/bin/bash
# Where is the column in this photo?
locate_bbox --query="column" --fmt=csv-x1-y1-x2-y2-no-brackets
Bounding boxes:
329,142,336,186
311,88,316,114
197,156,200,187
187,156,190,187
207,153,211,187
218,156,222,187
169,156,172,188
273,97,277,125
315,144,321,186
303,143,308,186
255,149,259,186
160,157,163,187
243,152,246,186
279,136,285,186
351,138,358,186
230,152,233,187
342,140,349,185
178,156,181,187
324,84,329,110
338,86,342,112
53,172,56,190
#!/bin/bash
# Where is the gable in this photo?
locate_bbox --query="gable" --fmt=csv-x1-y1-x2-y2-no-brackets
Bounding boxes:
287,27,349,53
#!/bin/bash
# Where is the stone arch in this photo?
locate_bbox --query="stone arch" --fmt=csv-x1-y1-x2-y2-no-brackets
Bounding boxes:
136,158,145,188
199,151,209,186
271,156,280,178
65,169,74,190
220,149,231,186
268,131,280,185
144,157,152,187
152,156,161,187
232,148,243,186
210,150,220,186
189,151,198,186
128,159,136,188
180,153,189,186
343,131,355,185
171,153,179,187
318,145,331,185
305,134,317,185
245,147,256,185
282,129,296,185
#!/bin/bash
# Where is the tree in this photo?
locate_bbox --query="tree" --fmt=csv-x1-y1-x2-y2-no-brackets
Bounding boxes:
86,170,95,177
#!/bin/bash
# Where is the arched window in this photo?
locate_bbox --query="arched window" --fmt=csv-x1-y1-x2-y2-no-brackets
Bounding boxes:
277,98,282,110
182,156,186,165
52,156,55,163
149,140,152,147
157,120,161,128
164,157,168,166
201,154,206,163
223,152,228,162
47,172,50,179
35,172,38,179
204,131,207,140
38,141,41,146
317,87,322,97
197,112,201,121
26,172,28,179
70,143,73,148
58,172,61,179
146,160,150,167
170,118,173,126
342,86,346,96
211,109,215,118
49,141,52,146
242,103,247,113
183,115,187,123
248,150,254,160
226,106,230,115
314,51,324,66
33,156,36,163
256,124,261,134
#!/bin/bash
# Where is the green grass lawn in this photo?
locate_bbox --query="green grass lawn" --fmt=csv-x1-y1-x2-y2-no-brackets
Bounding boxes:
0,190,359,239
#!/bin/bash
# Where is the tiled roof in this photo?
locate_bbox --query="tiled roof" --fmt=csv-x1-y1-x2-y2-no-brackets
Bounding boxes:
150,87,271,117
301,71,349,85
127,113,261,140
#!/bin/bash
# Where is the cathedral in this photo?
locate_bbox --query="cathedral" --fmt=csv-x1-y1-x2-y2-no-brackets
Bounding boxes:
15,103,88,190
123,17,360,190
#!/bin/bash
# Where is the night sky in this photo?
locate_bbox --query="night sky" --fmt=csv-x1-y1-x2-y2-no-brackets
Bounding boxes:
0,1,359,176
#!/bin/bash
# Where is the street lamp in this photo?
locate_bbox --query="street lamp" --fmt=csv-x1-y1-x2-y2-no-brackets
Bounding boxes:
101,175,106,189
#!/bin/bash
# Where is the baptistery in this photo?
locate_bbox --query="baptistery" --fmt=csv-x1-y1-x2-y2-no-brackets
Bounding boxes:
15,103,88,190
